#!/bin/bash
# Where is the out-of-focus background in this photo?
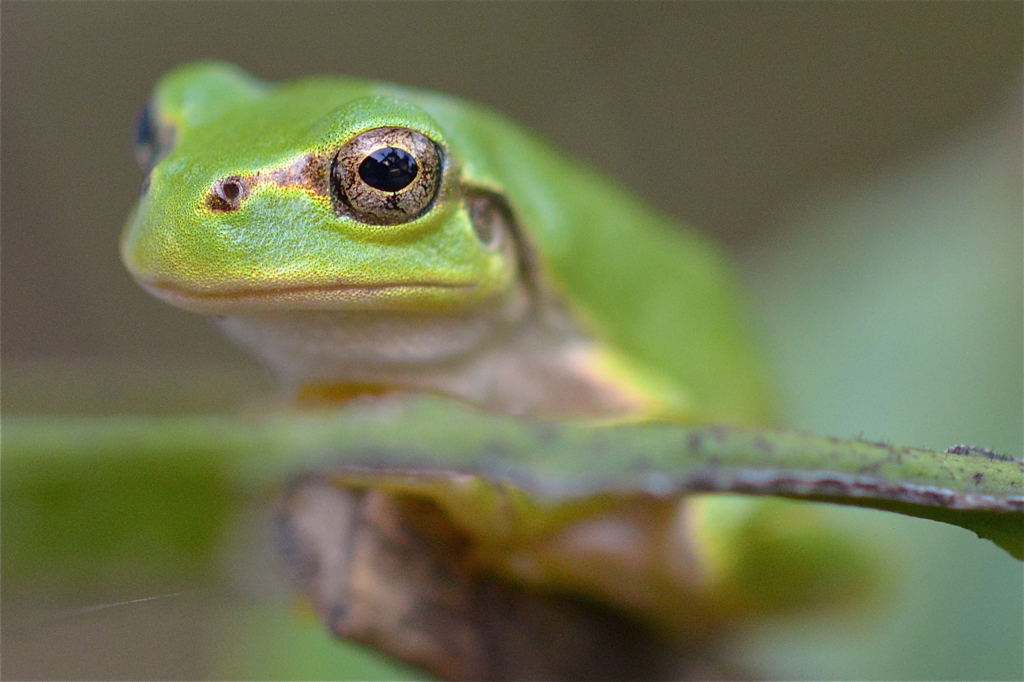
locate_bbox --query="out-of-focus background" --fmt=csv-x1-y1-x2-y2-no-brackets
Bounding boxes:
2,2,1021,680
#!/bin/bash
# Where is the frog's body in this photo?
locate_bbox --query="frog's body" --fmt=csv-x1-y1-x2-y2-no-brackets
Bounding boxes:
123,61,774,425
123,64,878,639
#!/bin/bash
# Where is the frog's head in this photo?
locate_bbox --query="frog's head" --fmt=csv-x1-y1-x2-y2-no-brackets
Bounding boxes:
122,61,523,316
121,63,697,419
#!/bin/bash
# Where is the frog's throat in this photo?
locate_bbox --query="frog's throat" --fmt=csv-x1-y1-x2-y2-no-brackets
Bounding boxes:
213,300,672,421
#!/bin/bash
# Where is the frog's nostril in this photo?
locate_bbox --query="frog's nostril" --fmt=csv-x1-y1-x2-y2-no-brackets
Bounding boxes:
221,180,241,200
207,175,251,211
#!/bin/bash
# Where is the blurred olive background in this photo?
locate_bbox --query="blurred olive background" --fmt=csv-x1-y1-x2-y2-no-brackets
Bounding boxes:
2,2,1021,680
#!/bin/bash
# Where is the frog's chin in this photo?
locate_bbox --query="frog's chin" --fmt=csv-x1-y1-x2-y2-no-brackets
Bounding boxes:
215,309,668,421
136,279,480,314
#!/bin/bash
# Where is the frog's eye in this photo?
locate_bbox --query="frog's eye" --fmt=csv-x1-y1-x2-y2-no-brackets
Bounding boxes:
132,101,176,176
132,102,158,173
331,127,442,225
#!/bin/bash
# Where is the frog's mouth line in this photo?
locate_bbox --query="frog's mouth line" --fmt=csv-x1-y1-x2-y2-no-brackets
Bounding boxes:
139,279,478,314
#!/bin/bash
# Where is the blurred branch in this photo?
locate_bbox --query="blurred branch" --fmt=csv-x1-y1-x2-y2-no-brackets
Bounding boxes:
5,397,1021,558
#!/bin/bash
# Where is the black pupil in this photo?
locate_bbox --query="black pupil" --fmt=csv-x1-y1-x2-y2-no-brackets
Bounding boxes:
358,147,418,192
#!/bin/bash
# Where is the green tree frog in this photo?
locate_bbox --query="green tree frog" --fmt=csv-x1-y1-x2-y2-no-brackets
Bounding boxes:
122,61,775,426
122,65,888,652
